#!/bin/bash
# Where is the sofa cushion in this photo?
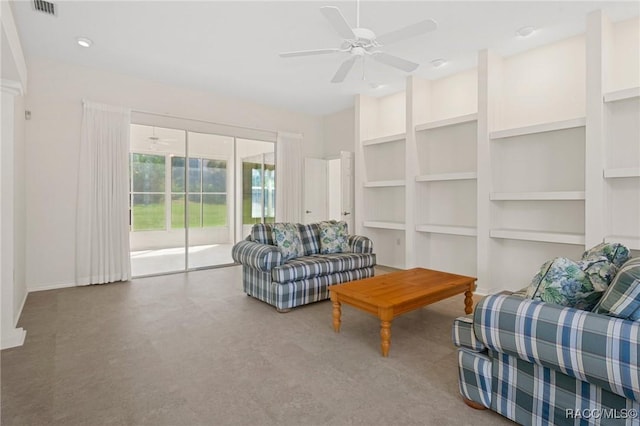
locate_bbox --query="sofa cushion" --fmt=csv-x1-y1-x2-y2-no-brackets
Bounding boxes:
271,253,376,282
525,257,602,310
251,223,275,245
319,221,350,254
578,256,618,292
593,257,640,319
297,223,321,256
582,242,630,268
272,223,304,261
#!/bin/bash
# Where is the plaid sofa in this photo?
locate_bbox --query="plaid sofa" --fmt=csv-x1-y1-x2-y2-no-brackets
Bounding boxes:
453,294,640,425
232,222,375,311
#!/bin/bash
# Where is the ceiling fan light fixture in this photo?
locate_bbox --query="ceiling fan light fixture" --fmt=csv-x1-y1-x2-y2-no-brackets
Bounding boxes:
516,26,536,38
76,37,93,48
431,58,447,68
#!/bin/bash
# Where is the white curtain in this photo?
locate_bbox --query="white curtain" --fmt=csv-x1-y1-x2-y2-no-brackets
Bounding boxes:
275,131,303,223
76,101,131,285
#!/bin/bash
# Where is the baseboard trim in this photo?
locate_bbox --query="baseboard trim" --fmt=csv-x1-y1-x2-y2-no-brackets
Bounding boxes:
14,290,28,326
28,281,75,292
1,327,26,350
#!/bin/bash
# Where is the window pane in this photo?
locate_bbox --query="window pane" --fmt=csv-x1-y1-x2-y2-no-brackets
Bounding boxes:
264,166,276,219
188,158,201,192
132,194,165,231
171,194,185,229
203,194,227,227
203,159,226,192
188,194,201,228
171,157,185,192
132,154,165,193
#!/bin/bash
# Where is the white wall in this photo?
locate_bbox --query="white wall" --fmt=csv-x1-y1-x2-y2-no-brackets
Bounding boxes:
13,92,26,320
24,57,325,291
323,107,354,158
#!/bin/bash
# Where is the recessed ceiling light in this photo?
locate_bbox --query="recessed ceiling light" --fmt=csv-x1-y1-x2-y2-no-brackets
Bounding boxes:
431,58,447,68
516,26,536,38
76,37,93,48
369,82,385,89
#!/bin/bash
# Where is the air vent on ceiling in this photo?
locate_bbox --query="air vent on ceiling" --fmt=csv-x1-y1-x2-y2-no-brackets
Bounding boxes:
33,0,56,16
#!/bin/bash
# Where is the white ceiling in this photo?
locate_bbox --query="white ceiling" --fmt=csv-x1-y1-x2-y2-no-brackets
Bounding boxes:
10,1,640,116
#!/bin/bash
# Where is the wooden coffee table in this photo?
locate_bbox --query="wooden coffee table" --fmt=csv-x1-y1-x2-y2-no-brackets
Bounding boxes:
329,268,476,357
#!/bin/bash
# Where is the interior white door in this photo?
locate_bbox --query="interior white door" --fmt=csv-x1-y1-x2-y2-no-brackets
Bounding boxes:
340,151,355,232
303,157,328,224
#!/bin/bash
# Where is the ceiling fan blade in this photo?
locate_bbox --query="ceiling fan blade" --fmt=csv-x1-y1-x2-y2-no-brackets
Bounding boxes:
331,56,357,83
373,52,419,72
320,6,356,39
376,19,438,45
279,48,342,58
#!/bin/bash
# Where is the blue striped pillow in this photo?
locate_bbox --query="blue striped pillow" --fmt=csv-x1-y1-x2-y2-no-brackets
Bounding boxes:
592,257,640,319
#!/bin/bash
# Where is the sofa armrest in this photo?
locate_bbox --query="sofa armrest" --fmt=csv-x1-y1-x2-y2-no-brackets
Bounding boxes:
349,235,373,254
231,240,283,271
474,294,640,401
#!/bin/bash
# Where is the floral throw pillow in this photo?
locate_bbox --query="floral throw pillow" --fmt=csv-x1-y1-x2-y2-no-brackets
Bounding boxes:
525,257,602,310
319,221,350,254
272,223,304,261
582,242,630,268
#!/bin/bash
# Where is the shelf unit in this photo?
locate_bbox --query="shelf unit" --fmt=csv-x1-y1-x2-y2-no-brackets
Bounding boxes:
490,191,585,201
410,70,479,277
353,12,639,293
599,16,640,257
356,91,407,269
362,133,406,146
483,33,589,291
363,180,405,188
416,172,477,182
364,221,406,231
416,224,477,237
490,229,585,245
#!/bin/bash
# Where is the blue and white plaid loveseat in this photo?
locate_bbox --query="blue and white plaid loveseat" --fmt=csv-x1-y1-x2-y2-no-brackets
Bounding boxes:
232,222,375,312
453,293,640,425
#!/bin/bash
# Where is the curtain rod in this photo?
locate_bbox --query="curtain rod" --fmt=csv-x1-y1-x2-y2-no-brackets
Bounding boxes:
130,108,278,137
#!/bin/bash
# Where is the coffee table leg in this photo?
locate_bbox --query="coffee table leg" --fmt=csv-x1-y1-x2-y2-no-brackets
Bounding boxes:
331,298,341,332
380,320,391,357
464,285,474,315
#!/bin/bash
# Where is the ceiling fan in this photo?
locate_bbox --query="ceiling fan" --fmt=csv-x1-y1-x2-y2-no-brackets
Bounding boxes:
146,127,175,150
279,2,438,83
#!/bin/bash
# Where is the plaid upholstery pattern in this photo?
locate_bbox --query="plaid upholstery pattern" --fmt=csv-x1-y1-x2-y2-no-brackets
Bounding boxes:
238,222,376,310
457,349,492,409
492,352,639,425
452,314,486,352
231,240,282,271
349,235,373,254
271,253,376,283
250,223,275,245
297,223,321,255
474,294,640,401
243,265,374,310
594,257,640,319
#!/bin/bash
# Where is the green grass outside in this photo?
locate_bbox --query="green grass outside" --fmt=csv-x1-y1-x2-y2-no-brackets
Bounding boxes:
132,200,227,231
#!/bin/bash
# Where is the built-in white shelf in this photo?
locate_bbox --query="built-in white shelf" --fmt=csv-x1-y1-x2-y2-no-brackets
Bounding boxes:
363,221,406,231
490,117,586,140
490,191,585,201
416,224,477,237
362,133,406,146
603,87,640,103
415,113,478,132
490,229,585,245
363,180,405,188
416,172,477,182
604,235,640,251
604,168,640,179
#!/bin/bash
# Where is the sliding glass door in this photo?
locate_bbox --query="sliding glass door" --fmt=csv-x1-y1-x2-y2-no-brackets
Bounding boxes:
129,127,275,277
129,125,186,275
186,132,234,269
